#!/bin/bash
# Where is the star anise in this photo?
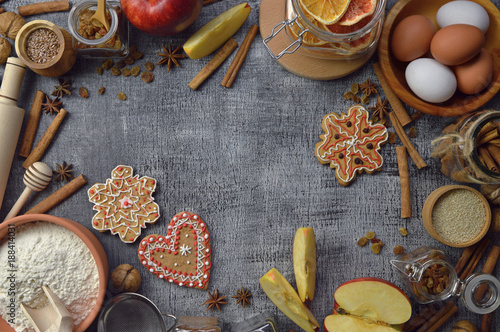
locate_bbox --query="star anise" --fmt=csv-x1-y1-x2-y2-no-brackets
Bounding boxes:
51,78,72,98
202,289,228,311
53,161,74,182
232,287,252,308
369,96,390,125
42,95,63,115
156,44,186,71
360,79,378,96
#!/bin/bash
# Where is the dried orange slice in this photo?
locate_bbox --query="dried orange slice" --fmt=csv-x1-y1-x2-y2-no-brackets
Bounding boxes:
300,0,351,25
337,0,377,26
290,3,330,46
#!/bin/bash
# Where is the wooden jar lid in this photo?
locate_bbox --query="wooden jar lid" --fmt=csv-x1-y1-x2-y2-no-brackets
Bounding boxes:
15,20,76,77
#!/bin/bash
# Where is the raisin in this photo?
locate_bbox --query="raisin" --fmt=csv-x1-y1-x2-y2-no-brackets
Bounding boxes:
141,71,154,83
393,245,404,255
79,87,88,98
357,237,369,247
98,86,106,95
118,92,127,101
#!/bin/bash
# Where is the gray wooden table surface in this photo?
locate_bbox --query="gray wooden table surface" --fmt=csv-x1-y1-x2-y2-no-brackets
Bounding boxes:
1,0,500,331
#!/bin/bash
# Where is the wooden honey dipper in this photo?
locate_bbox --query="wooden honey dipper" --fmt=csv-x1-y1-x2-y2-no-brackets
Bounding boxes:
4,162,52,221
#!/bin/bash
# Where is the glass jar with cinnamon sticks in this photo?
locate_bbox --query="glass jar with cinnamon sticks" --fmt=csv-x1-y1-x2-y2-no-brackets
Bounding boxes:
432,110,500,184
391,246,500,314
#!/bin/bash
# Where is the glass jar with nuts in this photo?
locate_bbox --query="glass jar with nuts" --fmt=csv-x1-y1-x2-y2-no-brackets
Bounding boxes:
391,247,500,314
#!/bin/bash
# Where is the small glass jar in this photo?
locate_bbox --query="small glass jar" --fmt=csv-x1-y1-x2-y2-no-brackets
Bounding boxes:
391,247,500,314
67,0,128,57
263,0,386,60
231,312,277,332
432,110,500,184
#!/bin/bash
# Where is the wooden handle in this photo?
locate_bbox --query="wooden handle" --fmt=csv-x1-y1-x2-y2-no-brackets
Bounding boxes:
4,187,32,221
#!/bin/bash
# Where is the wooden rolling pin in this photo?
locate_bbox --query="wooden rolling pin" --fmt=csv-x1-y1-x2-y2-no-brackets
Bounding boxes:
0,57,27,213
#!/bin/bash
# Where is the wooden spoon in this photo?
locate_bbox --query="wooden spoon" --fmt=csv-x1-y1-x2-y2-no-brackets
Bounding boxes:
3,162,52,221
21,285,73,332
90,0,110,33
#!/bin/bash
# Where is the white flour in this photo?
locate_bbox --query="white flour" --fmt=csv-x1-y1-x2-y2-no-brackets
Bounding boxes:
0,221,100,332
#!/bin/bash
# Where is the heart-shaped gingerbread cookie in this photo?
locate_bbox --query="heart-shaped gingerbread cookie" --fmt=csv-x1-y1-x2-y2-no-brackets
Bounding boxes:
138,211,211,289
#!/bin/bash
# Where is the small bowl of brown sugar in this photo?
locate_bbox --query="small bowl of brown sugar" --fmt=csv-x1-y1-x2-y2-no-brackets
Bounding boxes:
422,185,491,247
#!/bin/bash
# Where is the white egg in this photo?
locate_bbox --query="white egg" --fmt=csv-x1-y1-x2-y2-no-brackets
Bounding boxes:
405,58,457,103
436,0,490,33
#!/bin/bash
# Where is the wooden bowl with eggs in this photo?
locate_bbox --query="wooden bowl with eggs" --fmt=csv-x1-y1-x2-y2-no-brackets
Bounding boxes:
378,0,500,117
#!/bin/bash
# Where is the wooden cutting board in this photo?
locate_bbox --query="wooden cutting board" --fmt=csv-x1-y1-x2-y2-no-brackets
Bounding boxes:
259,0,373,80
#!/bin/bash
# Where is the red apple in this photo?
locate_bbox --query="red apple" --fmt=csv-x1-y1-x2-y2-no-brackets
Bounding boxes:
324,277,412,331
120,0,203,36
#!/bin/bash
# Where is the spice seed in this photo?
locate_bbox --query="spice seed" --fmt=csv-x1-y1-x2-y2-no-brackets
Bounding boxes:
118,92,127,100
432,189,486,244
25,28,60,64
141,71,154,83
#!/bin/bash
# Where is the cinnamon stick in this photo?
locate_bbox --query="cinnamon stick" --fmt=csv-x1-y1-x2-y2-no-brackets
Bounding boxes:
460,238,490,279
25,174,87,214
188,38,238,91
415,302,457,332
18,91,45,158
373,62,412,127
477,128,499,145
478,146,498,172
475,245,500,302
221,24,259,88
389,112,427,169
425,303,458,332
17,0,70,16
404,305,437,332
480,312,494,332
485,144,500,168
22,108,68,169
455,241,481,275
396,146,411,218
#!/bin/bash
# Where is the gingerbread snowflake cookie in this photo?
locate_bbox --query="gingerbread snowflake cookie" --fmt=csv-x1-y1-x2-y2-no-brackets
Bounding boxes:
315,105,388,186
88,165,160,243
138,211,211,290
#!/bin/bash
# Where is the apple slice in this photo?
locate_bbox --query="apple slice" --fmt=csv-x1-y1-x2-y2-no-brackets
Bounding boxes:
324,277,412,331
260,268,320,332
324,314,400,332
293,227,316,302
183,2,251,59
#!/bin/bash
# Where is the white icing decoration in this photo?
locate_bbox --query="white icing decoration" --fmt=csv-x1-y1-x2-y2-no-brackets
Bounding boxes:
179,244,192,256
160,255,164,259
119,196,133,209
174,263,178,267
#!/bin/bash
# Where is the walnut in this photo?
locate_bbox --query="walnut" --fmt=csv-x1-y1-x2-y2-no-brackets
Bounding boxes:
0,37,10,64
110,264,141,293
0,12,26,39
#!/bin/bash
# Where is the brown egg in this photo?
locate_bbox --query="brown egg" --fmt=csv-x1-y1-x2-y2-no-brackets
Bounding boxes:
431,24,484,66
454,48,493,94
391,15,436,62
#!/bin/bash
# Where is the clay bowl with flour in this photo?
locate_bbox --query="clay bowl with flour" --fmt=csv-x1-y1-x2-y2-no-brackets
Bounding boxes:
0,214,109,332
422,185,491,247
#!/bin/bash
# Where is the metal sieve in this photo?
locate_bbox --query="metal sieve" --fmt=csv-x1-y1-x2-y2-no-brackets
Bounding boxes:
97,293,177,332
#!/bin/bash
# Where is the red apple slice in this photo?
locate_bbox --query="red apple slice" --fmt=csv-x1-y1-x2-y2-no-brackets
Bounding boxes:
333,277,412,325
260,268,320,332
324,314,401,332
293,227,317,302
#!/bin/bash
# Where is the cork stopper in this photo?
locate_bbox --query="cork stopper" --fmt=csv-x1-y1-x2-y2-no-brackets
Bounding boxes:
0,57,27,102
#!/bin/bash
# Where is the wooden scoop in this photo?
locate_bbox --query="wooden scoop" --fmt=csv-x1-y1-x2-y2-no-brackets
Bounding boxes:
3,161,52,221
90,0,110,33
21,285,73,332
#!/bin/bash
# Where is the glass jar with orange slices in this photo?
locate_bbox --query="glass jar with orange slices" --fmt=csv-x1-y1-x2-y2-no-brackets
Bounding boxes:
264,0,386,60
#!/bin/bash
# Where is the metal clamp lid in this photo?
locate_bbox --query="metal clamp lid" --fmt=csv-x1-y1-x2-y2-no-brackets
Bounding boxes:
262,16,307,59
462,273,500,314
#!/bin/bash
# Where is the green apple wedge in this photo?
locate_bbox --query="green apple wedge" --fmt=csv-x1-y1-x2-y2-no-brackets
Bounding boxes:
260,268,320,332
293,227,317,302
183,2,251,59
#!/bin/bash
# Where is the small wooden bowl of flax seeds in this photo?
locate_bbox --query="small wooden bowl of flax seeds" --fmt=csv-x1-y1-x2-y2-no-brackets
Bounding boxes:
15,20,76,77
422,185,491,247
